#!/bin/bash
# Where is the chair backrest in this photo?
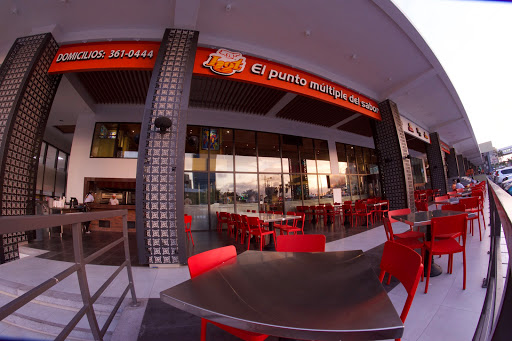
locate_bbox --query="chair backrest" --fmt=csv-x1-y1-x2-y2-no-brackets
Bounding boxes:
435,195,449,203
188,245,237,279
441,203,465,212
295,212,305,230
414,200,428,212
388,208,411,224
459,197,479,209
247,216,262,232
382,217,396,241
343,200,352,205
447,191,457,196
275,234,326,252
379,241,423,322
273,211,283,215
431,214,468,246
184,215,192,224
456,188,464,193
355,201,366,210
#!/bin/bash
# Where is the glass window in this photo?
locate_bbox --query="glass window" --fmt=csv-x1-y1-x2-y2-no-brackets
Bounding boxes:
283,174,302,212
184,172,209,231
257,132,281,173
281,135,300,173
303,174,318,206
55,151,67,196
315,139,331,174
300,138,317,174
318,175,333,204
235,130,257,172
259,174,283,213
43,145,57,195
209,128,234,172
336,143,348,175
90,122,140,158
355,146,365,174
185,126,208,171
236,173,259,212
36,142,46,191
349,175,360,200
346,145,357,174
359,175,368,199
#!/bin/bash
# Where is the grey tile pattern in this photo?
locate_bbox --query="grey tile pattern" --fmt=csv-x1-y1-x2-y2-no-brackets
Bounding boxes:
372,99,414,211
136,29,198,265
426,132,448,195
0,33,61,263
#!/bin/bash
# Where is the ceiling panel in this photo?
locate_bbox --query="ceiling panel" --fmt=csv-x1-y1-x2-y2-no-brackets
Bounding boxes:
276,95,355,127
337,115,373,137
77,70,152,104
189,76,286,114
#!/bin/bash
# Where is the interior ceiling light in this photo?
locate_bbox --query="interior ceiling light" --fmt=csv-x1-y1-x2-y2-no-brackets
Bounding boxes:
351,53,357,60
11,7,19,15
304,30,311,37
225,4,232,11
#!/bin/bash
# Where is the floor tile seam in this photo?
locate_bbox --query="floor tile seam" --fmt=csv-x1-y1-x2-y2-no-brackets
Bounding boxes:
412,303,442,341
439,299,486,314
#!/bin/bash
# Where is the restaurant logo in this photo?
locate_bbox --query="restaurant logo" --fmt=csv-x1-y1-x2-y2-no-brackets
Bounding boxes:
203,49,246,76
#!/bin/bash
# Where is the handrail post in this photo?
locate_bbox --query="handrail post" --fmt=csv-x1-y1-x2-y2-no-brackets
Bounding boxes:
72,222,102,340
122,213,139,307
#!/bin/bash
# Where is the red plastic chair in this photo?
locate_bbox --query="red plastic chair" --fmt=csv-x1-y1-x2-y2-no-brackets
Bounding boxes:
274,212,297,235
218,212,230,232
471,189,486,230
188,246,269,341
459,197,482,241
414,200,428,212
353,202,373,228
434,195,449,209
387,209,424,240
247,216,277,251
383,217,425,261
184,214,194,246
424,214,468,293
447,191,458,198
373,200,389,222
314,205,326,225
439,203,466,239
342,203,354,226
275,234,326,252
379,241,423,341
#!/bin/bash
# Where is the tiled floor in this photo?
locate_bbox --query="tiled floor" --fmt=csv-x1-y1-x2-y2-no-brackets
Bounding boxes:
0,199,493,341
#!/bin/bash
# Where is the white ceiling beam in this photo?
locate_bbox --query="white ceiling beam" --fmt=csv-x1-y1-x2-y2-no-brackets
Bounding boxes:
331,114,360,129
379,68,437,100
174,0,201,30
266,93,297,118
430,117,464,131
451,137,473,145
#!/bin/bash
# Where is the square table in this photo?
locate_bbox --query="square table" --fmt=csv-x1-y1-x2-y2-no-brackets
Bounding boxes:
161,250,404,341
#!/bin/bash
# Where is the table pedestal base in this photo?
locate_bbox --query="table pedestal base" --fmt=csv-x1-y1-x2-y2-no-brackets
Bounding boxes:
426,258,443,277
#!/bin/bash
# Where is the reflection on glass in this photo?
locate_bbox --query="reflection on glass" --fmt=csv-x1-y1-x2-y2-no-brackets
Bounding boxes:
346,145,357,174
90,123,140,158
318,175,333,204
303,174,318,206
235,130,257,172
339,162,348,175
258,132,281,173
185,126,208,171
184,172,209,230
210,173,235,229
36,142,46,191
281,136,300,173
283,174,302,213
349,175,360,200
43,145,57,195
315,139,331,174
359,175,368,199
259,174,282,213
210,128,233,171
300,138,316,173
236,173,258,213
55,151,67,196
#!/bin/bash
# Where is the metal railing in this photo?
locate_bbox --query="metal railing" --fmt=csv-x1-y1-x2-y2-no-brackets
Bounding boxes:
473,180,512,341
0,209,138,341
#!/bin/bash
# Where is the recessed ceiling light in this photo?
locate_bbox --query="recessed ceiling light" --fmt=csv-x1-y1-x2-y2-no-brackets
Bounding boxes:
304,30,311,37
225,4,232,11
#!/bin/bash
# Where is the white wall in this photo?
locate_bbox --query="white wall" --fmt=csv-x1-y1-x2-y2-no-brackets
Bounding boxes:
66,104,144,201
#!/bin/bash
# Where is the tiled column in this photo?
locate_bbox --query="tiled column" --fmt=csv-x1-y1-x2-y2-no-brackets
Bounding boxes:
371,99,415,211
456,154,465,177
136,28,198,265
0,34,61,263
445,148,459,179
464,158,469,174
426,132,449,195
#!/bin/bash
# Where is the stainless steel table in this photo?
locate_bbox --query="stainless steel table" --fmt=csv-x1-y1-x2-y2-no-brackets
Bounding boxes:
161,250,403,340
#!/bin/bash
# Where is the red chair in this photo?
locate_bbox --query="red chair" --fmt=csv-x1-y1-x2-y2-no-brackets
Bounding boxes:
414,200,428,212
383,217,424,257
353,201,373,228
188,246,269,341
425,189,434,202
434,195,449,209
184,215,194,246
247,216,277,251
459,197,482,241
373,200,389,222
285,212,305,235
342,203,354,225
387,208,424,240
439,203,466,239
275,234,326,252
314,205,326,225
424,214,468,293
472,189,486,230
274,212,297,235
447,191,458,198
218,212,230,232
324,204,337,224
379,241,423,341
239,215,250,244
456,188,464,193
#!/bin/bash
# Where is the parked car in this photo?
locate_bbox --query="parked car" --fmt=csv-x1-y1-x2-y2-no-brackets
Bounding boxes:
501,178,512,189
494,167,512,184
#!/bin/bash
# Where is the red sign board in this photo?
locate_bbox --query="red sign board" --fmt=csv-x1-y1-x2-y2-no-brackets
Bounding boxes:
48,41,160,74
441,141,451,154
193,47,381,120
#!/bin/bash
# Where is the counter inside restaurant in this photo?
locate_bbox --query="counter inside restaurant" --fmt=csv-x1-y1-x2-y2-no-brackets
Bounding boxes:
88,203,136,232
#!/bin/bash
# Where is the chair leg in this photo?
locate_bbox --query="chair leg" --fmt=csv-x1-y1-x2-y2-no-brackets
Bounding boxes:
189,231,195,247
201,319,208,341
477,215,482,241
481,209,486,230
463,250,467,290
425,253,432,294
247,233,251,250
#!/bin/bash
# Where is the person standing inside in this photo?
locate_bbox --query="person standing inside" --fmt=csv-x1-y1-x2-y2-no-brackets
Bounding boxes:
83,192,94,233
109,194,119,205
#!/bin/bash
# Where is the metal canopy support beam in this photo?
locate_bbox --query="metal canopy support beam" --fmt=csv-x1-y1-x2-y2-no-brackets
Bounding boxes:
446,147,459,179
0,33,61,264
266,93,297,117
136,28,199,265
